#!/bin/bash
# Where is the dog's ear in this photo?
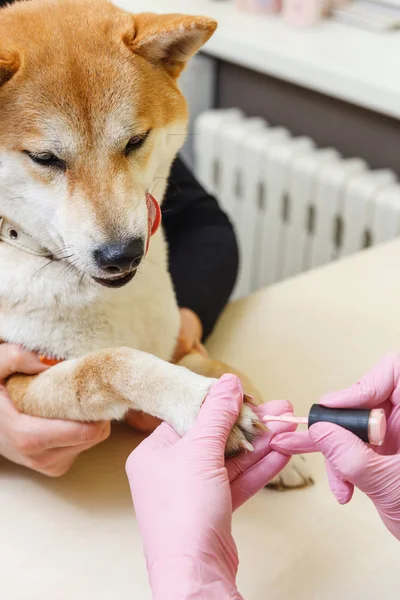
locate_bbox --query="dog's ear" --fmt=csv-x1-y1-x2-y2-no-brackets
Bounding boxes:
124,13,217,78
0,50,20,87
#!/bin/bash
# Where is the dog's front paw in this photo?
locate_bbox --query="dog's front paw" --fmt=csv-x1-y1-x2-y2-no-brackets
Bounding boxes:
225,403,262,457
267,456,314,490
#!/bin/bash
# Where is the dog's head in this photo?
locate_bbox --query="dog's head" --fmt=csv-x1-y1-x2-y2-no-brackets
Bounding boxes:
0,0,216,288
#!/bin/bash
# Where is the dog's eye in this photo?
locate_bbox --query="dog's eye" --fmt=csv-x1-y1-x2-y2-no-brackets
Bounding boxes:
124,131,150,156
25,151,66,171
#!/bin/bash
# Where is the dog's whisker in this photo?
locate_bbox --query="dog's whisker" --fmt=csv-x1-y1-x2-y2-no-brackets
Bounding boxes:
78,273,85,291
0,195,26,202
52,254,74,263
30,252,74,282
51,245,73,257
56,263,73,282
30,259,54,281
166,133,197,137
52,254,83,284
143,256,158,267
77,268,91,292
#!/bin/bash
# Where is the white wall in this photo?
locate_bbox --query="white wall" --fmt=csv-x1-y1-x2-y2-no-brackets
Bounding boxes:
179,53,217,169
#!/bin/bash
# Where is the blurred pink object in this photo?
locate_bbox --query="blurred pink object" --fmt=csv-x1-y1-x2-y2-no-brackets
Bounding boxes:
283,0,331,26
235,0,282,14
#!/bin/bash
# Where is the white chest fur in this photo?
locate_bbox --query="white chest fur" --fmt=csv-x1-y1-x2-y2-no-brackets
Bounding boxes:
0,229,180,361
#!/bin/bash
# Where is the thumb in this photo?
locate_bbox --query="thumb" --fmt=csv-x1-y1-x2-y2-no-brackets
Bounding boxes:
125,422,180,478
143,421,181,449
310,422,376,494
324,459,355,505
186,374,243,454
0,344,49,381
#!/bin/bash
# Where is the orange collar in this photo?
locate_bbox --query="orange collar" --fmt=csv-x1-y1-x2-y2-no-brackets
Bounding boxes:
39,355,64,366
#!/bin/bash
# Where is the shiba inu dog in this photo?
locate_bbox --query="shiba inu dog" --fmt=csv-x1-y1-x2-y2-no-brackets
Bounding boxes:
0,0,310,485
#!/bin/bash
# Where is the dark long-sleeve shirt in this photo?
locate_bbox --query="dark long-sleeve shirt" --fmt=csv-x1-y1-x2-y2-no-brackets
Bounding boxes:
163,158,239,339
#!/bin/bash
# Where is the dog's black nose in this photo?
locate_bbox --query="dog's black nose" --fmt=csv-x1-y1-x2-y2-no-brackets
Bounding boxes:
94,238,144,274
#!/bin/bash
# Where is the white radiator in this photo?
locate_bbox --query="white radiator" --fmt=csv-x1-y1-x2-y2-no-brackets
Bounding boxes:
194,109,400,299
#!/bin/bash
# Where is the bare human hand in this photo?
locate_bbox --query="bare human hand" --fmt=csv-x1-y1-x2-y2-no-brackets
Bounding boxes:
0,344,110,477
171,307,208,364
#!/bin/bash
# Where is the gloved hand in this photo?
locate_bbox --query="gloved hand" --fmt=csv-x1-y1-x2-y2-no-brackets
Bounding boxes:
272,354,400,540
126,374,294,599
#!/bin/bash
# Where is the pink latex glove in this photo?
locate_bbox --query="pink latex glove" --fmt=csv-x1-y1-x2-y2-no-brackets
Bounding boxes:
272,354,400,540
126,374,294,600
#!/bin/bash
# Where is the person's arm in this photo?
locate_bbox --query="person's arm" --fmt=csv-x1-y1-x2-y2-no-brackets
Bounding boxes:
126,375,295,599
163,157,239,342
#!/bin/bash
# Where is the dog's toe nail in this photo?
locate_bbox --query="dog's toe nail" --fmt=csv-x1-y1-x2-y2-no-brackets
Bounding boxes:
254,420,268,432
239,439,254,452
